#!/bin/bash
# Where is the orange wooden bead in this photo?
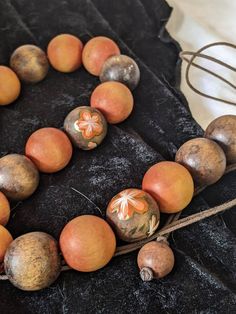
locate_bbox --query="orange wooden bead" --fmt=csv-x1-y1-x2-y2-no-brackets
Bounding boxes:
142,161,194,213
47,34,83,72
0,192,10,226
0,66,21,106
0,225,13,263
82,36,120,76
25,127,73,173
91,81,134,124
60,215,116,272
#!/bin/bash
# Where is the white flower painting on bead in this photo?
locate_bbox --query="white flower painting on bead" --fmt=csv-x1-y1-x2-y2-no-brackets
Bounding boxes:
74,110,103,140
109,189,149,220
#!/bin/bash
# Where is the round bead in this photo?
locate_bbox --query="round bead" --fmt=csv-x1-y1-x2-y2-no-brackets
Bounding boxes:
0,225,13,264
25,127,73,173
47,34,83,72
0,66,21,106
137,241,175,279
64,106,107,150
60,215,116,272
100,55,140,90
82,36,120,76
0,154,39,201
106,188,160,242
4,232,61,291
205,115,236,164
175,138,226,186
0,192,10,226
10,45,49,83
90,81,134,124
142,161,194,213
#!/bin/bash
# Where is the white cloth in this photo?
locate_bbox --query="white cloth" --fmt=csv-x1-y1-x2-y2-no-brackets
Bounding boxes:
165,0,236,129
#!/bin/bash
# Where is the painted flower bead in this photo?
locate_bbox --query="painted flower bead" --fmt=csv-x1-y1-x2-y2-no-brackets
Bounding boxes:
64,106,107,150
106,188,160,242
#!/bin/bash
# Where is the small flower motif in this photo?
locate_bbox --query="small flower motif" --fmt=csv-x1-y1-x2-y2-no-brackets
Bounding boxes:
147,215,159,236
109,189,149,220
88,141,97,149
74,110,103,140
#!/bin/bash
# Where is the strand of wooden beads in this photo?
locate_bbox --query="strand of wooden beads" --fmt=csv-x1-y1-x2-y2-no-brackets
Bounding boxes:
0,34,140,291
0,34,235,291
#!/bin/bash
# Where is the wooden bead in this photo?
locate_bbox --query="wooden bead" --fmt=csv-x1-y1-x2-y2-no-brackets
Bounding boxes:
106,188,160,242
64,106,107,150
4,232,61,291
0,192,10,226
0,66,21,106
0,154,39,201
82,36,120,76
142,161,194,213
205,115,236,164
91,81,134,124
137,241,175,280
25,127,73,173
0,225,13,264
100,55,140,90
47,34,83,72
175,138,226,186
10,45,49,83
60,215,116,272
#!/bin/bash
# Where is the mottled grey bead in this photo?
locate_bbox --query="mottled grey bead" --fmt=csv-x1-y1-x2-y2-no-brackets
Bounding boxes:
10,45,49,84
99,55,140,90
0,154,39,200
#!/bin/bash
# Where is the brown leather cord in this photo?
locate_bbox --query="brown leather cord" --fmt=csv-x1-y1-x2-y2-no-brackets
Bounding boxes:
179,42,236,106
0,164,235,279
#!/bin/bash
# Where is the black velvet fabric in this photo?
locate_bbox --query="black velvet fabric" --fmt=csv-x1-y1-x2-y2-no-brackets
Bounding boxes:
0,1,236,313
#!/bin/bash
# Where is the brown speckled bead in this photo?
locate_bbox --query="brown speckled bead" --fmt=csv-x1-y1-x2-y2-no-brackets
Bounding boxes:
4,232,61,291
10,45,49,83
64,106,107,150
100,55,140,90
106,188,160,242
175,138,226,186
0,154,39,200
137,241,175,280
204,115,236,164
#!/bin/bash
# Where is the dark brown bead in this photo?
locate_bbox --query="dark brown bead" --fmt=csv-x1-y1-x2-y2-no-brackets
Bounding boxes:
100,55,140,90
204,115,236,164
10,45,49,83
0,154,39,200
4,232,61,291
175,138,226,186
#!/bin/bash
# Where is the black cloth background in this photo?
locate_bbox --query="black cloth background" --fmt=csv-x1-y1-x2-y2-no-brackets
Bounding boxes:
0,0,236,313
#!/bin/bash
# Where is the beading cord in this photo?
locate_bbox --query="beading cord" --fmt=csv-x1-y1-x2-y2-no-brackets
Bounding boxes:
179,42,236,106
1,164,235,279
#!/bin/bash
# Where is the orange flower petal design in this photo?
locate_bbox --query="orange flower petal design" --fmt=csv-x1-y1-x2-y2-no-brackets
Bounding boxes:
80,110,92,121
93,122,103,135
129,198,149,214
75,110,104,140
109,189,149,220
118,203,134,220
91,113,101,123
82,125,94,139
77,120,89,130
